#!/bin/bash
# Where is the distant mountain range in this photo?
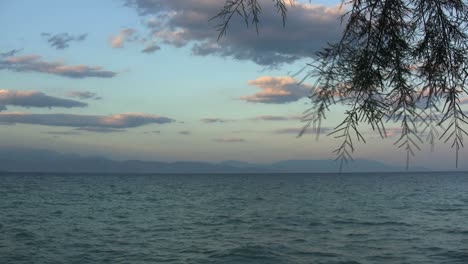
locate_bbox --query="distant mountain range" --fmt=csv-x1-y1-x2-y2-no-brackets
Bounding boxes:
0,147,430,173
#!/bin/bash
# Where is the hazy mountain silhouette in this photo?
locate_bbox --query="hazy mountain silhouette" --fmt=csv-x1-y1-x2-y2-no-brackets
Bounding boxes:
222,159,431,173
0,147,429,173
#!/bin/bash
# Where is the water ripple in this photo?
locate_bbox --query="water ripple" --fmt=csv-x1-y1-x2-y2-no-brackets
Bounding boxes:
1,172,467,264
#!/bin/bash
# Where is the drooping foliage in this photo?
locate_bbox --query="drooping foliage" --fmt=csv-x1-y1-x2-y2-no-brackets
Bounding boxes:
214,0,468,170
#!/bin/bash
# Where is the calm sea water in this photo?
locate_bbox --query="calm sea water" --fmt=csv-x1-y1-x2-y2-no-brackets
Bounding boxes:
1,172,468,264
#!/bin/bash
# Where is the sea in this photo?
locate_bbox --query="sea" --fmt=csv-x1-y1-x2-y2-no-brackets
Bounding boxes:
1,172,468,264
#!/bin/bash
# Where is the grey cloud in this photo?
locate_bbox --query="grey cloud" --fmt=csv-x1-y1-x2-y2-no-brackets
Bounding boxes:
142,43,161,53
201,118,232,123
179,130,191,135
202,115,303,124
75,127,127,133
253,115,301,121
144,130,161,134
125,0,344,66
214,138,246,143
0,89,87,109
241,76,311,104
43,131,81,135
0,112,175,128
67,91,101,100
42,33,88,49
0,49,23,57
275,127,331,135
0,54,117,78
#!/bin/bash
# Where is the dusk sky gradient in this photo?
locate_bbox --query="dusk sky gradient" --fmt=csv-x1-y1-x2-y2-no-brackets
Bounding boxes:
1,0,467,169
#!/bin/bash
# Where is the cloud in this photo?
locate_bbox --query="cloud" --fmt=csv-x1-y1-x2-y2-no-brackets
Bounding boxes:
42,131,81,135
384,127,402,138
0,49,22,57
201,118,233,123
0,89,87,110
124,0,344,66
110,28,138,48
44,128,127,135
241,76,311,103
179,130,191,135
0,105,7,111
144,130,161,134
0,54,117,78
67,91,101,100
109,28,162,54
460,97,468,105
201,115,303,124
0,112,175,129
142,43,161,53
75,127,127,133
274,127,331,135
214,137,246,143
252,115,302,121
41,32,88,49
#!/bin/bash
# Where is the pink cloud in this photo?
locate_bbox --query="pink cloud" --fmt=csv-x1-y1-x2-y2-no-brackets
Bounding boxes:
110,28,138,48
240,76,311,104
0,112,174,128
460,97,468,105
384,127,402,138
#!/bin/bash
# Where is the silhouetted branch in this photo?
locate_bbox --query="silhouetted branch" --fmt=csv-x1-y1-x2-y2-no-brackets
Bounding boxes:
216,0,468,169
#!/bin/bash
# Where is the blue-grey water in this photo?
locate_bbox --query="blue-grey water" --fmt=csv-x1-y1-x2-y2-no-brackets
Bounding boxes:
1,172,468,264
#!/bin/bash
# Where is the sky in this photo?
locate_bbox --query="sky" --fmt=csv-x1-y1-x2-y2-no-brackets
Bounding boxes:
0,0,467,169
